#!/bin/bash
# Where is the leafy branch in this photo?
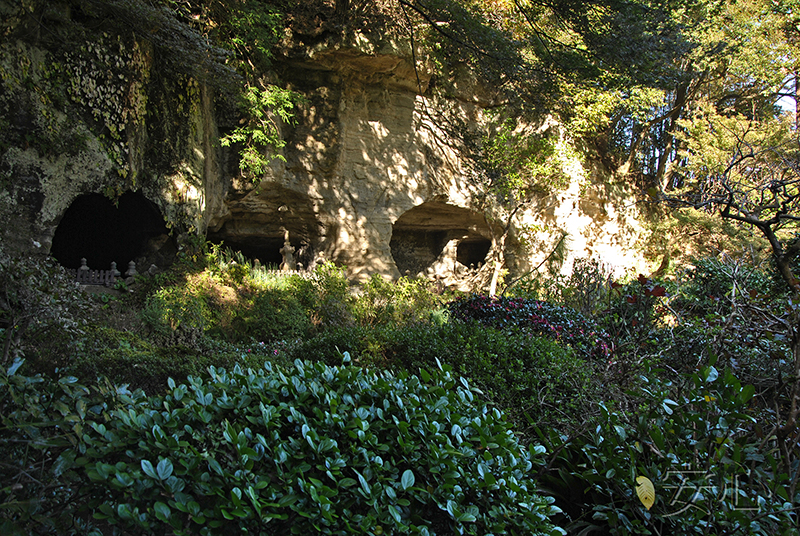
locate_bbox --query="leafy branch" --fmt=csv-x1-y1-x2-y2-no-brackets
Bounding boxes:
219,84,299,180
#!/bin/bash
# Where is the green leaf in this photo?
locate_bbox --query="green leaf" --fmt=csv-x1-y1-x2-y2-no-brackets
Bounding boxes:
7,357,24,376
157,458,174,480
245,486,261,515
446,499,458,519
116,472,134,487
355,470,371,497
388,504,402,523
401,469,415,490
141,459,158,479
154,501,171,522
458,512,477,522
339,478,357,488
277,493,298,507
209,459,224,476
739,384,755,404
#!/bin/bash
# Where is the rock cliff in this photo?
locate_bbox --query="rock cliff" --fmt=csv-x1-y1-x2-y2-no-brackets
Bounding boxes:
0,6,651,285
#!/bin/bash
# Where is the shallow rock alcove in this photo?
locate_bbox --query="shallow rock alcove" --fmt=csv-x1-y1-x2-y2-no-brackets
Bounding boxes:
390,201,492,277
206,184,322,269
50,191,170,270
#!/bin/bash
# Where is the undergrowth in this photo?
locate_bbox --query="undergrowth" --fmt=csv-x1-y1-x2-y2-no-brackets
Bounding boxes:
2,246,798,534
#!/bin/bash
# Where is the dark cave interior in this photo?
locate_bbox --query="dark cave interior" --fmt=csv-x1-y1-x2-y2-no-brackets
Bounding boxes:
50,191,169,270
206,236,287,268
390,202,492,276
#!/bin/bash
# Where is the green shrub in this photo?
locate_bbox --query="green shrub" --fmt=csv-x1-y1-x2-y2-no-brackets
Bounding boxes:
141,283,216,336
69,327,275,394
383,322,596,432
76,360,563,535
276,262,355,330
511,258,610,316
0,358,140,536
310,262,355,328
662,255,791,381
353,274,444,327
535,359,798,535
446,294,611,359
290,322,596,432
2,356,564,535
0,250,86,365
602,274,668,354
287,325,372,365
674,255,776,317
220,290,311,343
140,267,313,344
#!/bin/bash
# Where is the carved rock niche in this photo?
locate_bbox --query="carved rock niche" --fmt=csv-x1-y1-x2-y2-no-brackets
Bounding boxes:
206,183,322,269
390,201,492,278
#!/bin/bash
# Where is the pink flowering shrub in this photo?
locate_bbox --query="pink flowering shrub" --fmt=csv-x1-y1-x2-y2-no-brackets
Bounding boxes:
447,294,611,359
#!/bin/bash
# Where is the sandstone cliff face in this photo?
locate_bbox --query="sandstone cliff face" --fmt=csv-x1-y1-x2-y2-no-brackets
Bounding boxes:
207,38,492,281
0,30,218,265
205,33,651,283
0,16,651,283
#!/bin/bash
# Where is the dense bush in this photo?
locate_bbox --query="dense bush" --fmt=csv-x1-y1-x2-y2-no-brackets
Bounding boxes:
674,255,776,317
289,261,354,329
446,294,611,358
0,358,139,535
140,273,218,337
140,269,312,344
1,358,565,536
287,325,373,365
0,250,87,365
68,327,282,394
289,321,597,432
353,274,446,327
660,256,792,382
535,359,798,535
601,274,668,350
225,291,311,342
511,258,610,316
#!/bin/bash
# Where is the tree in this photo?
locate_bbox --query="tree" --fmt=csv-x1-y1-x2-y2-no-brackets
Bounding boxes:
667,92,800,449
473,117,575,295
398,0,691,293
605,0,797,187
204,0,300,181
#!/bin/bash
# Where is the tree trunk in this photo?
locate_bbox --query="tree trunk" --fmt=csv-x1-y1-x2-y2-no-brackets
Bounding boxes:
656,82,691,192
335,0,350,18
488,226,507,296
794,70,799,137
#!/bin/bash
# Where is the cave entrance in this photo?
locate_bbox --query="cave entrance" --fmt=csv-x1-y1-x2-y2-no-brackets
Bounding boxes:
390,201,492,277
206,184,321,270
457,237,492,268
50,191,170,270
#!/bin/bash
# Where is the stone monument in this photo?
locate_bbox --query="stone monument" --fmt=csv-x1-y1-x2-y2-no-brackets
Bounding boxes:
280,230,296,271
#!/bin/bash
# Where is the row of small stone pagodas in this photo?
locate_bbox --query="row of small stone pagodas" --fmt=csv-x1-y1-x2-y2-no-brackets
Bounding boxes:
68,232,312,287
70,258,153,287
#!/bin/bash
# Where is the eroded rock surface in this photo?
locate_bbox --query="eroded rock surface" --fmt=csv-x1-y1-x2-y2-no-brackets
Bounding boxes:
0,18,650,283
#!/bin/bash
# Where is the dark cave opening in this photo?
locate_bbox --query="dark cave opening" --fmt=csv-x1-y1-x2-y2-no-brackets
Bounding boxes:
50,191,170,270
389,229,449,276
457,238,491,268
207,236,286,268
390,201,493,277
